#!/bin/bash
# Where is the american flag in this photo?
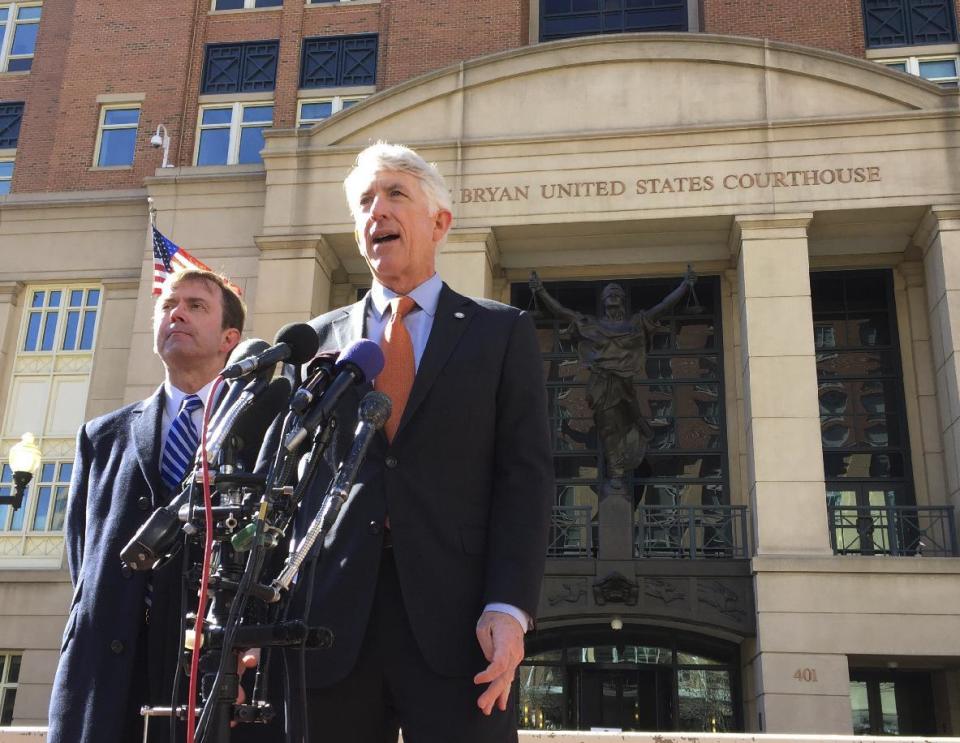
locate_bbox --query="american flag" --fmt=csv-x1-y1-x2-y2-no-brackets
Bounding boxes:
151,226,242,297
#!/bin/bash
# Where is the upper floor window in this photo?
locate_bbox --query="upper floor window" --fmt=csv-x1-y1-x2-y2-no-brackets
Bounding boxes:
863,0,957,48
201,41,278,95
0,2,40,73
297,95,365,126
300,34,377,88
213,0,281,8
540,0,686,42
880,54,959,85
0,461,71,533
0,653,20,724
196,102,272,165
0,101,22,148
94,105,140,167
23,287,100,353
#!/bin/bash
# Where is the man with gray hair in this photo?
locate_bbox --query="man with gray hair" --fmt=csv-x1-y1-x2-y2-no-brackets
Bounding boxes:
296,142,554,742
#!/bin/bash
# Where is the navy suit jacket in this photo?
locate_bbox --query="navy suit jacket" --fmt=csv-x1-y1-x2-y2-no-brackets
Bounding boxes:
296,284,554,686
47,387,187,743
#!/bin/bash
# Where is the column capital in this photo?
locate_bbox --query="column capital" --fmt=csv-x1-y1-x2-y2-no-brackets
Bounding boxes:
912,205,960,254
896,260,925,288
254,233,343,281
0,281,23,304
445,227,499,271
729,213,813,256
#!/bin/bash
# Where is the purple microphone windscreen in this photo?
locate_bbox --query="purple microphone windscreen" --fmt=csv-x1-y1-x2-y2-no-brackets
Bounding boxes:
338,339,384,383
274,322,320,365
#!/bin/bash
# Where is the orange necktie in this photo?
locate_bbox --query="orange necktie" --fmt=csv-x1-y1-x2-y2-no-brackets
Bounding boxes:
375,295,417,441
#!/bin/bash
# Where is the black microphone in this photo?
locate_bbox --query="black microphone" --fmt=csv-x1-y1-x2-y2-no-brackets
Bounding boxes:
206,337,271,435
284,339,385,452
290,351,339,416
220,323,319,380
206,376,292,466
269,391,392,596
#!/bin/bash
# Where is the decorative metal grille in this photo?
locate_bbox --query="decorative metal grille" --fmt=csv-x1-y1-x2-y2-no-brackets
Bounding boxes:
863,0,957,47
0,102,23,149
828,504,958,556
301,35,377,88
202,41,279,94
540,0,687,42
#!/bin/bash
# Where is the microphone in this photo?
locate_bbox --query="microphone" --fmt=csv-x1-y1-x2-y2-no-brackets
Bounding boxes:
270,391,391,596
206,376,292,466
220,323,319,380
206,338,271,435
284,339,384,452
290,351,339,416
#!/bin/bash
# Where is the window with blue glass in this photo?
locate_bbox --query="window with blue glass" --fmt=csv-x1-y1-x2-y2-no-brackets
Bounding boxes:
201,41,279,94
213,0,282,9
196,102,272,165
0,102,23,149
0,160,12,194
22,286,100,353
300,34,377,88
0,3,41,73
540,0,687,42
95,106,139,167
297,95,365,127
863,0,957,48
0,461,71,533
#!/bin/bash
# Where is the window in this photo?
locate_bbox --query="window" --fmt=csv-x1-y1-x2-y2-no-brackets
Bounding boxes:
863,0,957,48
813,271,916,553
850,670,936,735
201,41,279,95
213,0,281,8
196,102,272,165
0,101,22,148
0,460,71,533
0,3,41,73
879,54,959,85
540,0,687,42
0,653,20,724
22,287,100,353
297,95,365,126
300,34,377,88
94,106,140,167
0,160,12,194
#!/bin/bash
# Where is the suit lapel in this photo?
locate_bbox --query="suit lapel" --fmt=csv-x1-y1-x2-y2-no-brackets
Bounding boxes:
396,284,476,439
132,386,165,507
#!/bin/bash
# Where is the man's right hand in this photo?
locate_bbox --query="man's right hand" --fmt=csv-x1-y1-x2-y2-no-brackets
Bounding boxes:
529,270,544,293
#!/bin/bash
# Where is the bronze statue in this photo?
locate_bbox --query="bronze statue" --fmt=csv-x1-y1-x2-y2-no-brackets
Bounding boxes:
529,268,697,489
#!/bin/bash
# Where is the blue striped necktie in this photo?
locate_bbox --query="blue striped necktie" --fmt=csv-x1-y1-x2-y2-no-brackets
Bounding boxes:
160,394,203,491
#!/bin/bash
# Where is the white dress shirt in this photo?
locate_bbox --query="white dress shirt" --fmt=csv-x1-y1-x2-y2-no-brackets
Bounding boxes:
160,379,217,455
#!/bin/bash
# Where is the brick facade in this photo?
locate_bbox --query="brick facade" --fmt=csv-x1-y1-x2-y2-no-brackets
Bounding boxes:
0,0,957,194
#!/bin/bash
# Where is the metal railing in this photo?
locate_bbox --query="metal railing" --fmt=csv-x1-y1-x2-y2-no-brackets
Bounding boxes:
828,504,959,556
634,505,749,559
547,505,594,557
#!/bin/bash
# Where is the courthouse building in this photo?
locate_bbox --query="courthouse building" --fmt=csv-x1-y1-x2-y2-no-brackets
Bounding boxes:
0,0,959,735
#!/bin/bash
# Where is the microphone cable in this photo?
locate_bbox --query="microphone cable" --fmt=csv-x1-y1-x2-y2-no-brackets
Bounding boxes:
185,375,224,743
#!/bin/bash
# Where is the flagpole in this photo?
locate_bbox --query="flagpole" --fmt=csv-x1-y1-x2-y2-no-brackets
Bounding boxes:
147,196,157,229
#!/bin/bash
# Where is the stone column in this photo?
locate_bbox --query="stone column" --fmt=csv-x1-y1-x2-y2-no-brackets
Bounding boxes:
0,282,23,422
438,228,498,299
252,235,339,340
734,214,848,733
87,278,139,420
733,214,830,556
917,206,960,513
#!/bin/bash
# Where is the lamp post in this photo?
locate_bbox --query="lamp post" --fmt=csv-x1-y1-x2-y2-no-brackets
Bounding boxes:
2,433,42,510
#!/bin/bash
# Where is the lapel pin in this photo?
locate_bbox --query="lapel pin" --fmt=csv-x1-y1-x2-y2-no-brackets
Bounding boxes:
454,311,465,319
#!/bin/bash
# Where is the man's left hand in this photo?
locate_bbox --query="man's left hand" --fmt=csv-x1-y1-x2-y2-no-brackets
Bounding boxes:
474,610,525,715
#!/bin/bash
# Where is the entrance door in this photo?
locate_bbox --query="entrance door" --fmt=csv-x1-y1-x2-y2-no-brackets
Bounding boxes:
576,668,671,731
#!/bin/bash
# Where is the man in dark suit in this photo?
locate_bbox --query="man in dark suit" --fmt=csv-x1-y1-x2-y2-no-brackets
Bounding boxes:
47,269,245,743
296,142,554,742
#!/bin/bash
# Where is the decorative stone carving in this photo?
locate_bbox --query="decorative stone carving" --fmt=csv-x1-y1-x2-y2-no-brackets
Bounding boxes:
644,577,686,606
546,578,588,607
593,571,639,606
698,579,745,621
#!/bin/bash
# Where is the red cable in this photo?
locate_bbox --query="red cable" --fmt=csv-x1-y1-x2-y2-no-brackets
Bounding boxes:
186,376,224,743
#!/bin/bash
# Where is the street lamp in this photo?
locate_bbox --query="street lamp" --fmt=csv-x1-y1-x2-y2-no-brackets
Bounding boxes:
2,433,42,510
